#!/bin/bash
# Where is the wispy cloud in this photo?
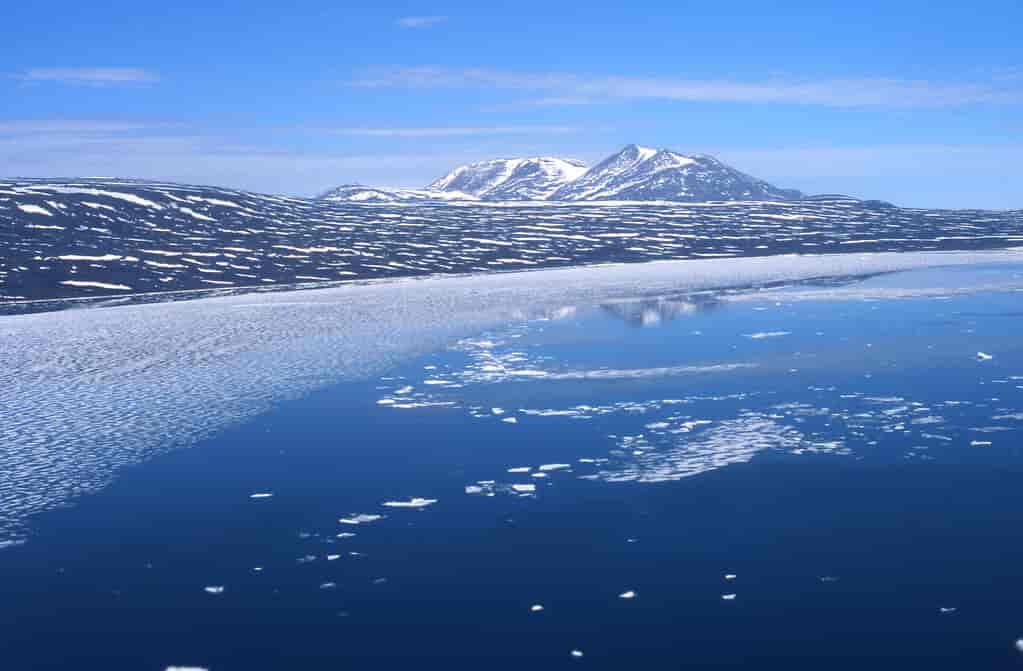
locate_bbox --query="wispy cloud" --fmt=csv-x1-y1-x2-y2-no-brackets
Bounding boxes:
323,125,585,137
15,67,160,85
396,16,447,29
347,66,1023,108
0,120,177,135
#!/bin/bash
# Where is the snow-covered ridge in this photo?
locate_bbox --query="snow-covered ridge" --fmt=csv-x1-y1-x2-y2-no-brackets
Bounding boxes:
320,145,805,203
428,157,587,200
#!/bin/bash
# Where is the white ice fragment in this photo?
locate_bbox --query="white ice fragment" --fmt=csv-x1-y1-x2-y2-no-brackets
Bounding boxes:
502,417,518,424
507,467,532,473
327,554,341,561
619,590,637,599
339,514,383,525
724,574,737,581
203,586,225,595
970,440,992,447
382,497,437,508
570,650,584,658
511,484,536,493
530,604,544,612
165,667,209,671
744,331,792,339
249,492,273,499
939,607,957,614
538,463,571,472
977,352,994,361
721,593,737,600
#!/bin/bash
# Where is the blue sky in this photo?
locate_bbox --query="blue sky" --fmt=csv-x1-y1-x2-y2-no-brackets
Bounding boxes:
2,0,1021,207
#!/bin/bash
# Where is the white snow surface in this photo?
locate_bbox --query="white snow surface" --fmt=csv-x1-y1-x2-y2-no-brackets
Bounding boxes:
1,249,1021,545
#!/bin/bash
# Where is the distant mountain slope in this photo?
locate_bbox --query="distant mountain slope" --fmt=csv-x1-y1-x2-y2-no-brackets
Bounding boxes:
551,145,803,201
319,184,477,202
427,157,587,200
2,177,1021,304
321,144,804,203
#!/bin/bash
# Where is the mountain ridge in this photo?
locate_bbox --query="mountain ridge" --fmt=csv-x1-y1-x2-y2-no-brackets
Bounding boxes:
320,144,807,203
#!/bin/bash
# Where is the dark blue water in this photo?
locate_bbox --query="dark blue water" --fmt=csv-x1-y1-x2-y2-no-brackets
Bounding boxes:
2,265,1023,669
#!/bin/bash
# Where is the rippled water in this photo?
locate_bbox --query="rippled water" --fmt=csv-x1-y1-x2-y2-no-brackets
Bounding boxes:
2,260,1023,669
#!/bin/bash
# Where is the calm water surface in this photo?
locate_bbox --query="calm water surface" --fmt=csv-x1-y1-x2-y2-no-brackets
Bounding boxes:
2,263,1023,669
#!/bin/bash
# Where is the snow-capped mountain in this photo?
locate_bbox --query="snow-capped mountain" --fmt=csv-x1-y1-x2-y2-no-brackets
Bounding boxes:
319,184,477,202
428,157,587,200
552,145,803,202
321,145,802,203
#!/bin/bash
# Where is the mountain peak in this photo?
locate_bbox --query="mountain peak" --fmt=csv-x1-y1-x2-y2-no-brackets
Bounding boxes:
320,145,804,203
427,156,587,200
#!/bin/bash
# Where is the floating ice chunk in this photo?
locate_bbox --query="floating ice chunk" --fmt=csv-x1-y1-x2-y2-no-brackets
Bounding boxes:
939,607,957,614
336,532,356,538
619,590,637,600
249,492,273,499
570,650,584,658
511,484,536,493
530,604,544,612
464,485,485,494
538,463,571,472
491,408,506,415
327,554,341,561
165,667,209,671
382,497,437,508
203,586,225,595
977,352,994,361
531,472,548,478
338,514,383,525
721,593,737,600
970,440,992,447
744,331,792,339
724,574,737,581
394,385,414,394
507,467,532,473
319,582,337,590
502,417,518,424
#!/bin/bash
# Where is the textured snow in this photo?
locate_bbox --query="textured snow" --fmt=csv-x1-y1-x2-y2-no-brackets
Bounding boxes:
58,280,132,291
0,249,1021,545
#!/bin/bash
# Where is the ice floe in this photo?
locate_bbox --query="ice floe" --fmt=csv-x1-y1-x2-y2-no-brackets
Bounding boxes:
382,498,437,508
338,514,384,525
